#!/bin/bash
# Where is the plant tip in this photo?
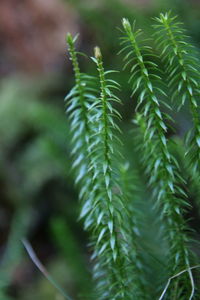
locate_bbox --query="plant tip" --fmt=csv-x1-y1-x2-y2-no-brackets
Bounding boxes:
66,33,72,42
94,46,102,59
122,18,131,30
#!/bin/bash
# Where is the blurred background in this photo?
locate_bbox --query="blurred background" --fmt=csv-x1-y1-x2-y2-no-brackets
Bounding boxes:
1,0,200,299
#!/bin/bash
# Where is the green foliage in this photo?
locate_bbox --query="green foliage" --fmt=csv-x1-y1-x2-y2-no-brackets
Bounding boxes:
0,77,81,299
153,12,200,177
121,17,194,298
66,35,134,299
66,12,200,300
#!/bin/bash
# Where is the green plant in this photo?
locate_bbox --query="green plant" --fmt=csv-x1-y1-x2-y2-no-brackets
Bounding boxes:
65,12,200,300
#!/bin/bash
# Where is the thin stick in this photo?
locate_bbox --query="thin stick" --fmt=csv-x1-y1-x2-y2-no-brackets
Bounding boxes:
22,238,73,300
159,265,200,300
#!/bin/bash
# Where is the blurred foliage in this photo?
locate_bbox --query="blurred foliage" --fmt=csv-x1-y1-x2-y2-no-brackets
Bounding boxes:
0,76,87,299
0,0,200,299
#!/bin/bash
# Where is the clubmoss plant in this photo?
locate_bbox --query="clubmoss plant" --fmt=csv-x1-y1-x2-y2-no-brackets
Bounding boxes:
66,36,146,299
120,18,194,299
65,12,200,300
153,12,200,178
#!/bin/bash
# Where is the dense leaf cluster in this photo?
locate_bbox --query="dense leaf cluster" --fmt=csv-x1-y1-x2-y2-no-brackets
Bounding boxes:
65,12,200,300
